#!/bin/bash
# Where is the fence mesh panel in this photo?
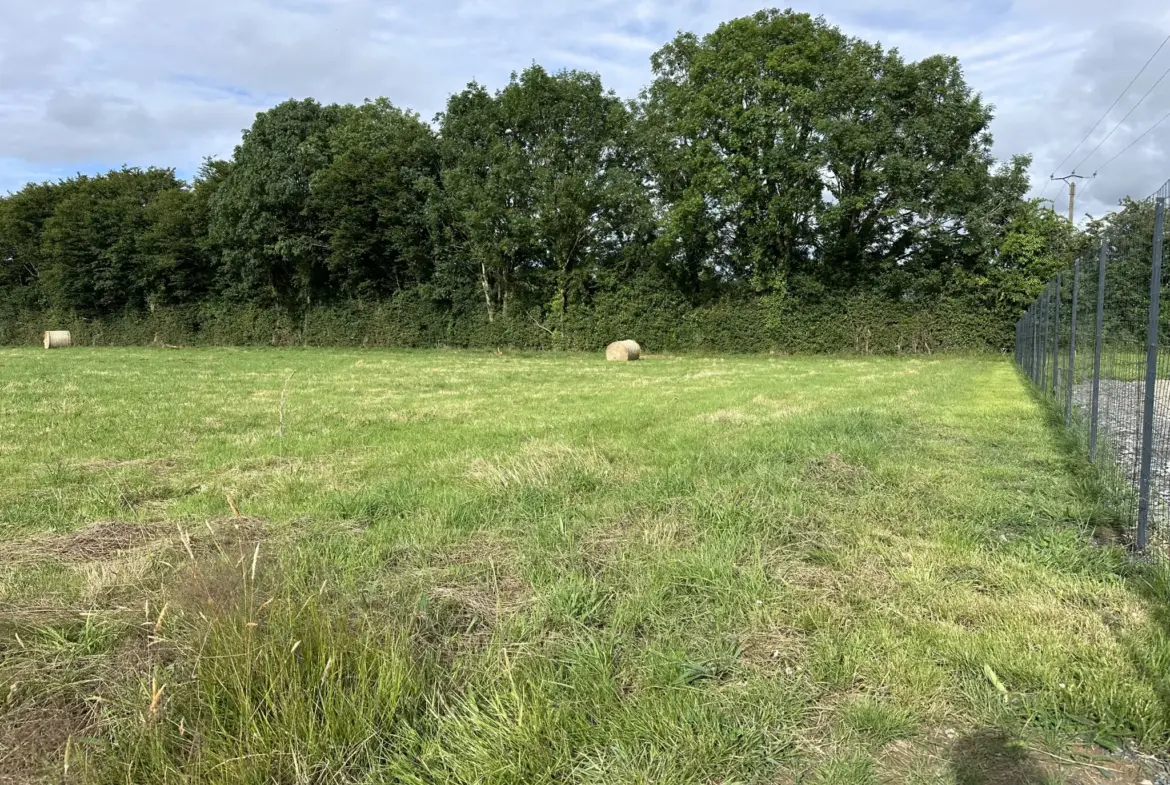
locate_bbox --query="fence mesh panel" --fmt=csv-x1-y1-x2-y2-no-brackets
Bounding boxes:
1016,178,1170,552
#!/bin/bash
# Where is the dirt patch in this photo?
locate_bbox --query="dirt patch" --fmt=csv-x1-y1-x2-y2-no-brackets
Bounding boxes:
0,519,268,784
805,454,870,490
361,533,533,638
740,627,809,670
752,394,816,419
588,502,696,555
1,518,268,624
432,533,520,569
426,574,532,626
426,536,532,625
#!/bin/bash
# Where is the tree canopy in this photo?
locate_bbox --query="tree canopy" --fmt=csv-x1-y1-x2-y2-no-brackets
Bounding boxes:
0,9,1076,349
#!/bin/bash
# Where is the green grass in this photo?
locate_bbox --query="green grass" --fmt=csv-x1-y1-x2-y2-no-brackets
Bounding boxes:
2,348,1169,784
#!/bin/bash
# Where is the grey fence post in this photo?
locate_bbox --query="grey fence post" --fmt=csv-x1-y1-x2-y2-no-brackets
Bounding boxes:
1033,302,1039,384
1066,261,1080,424
1039,297,1043,385
1137,196,1166,552
1090,244,1106,462
1032,306,1037,382
1027,307,1033,381
1041,284,1049,394
1053,274,1061,398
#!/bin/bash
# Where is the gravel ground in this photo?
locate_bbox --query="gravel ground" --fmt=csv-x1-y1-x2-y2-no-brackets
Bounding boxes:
1072,380,1170,535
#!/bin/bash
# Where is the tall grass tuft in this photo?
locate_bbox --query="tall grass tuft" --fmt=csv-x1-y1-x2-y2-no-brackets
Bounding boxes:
89,557,437,784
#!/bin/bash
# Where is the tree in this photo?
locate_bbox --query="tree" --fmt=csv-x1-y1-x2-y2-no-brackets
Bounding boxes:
439,66,647,321
643,11,844,297
40,168,187,316
973,198,1077,321
440,80,540,321
310,99,442,299
0,8,1072,351
1091,197,1161,340
0,180,81,312
643,9,1000,299
210,99,343,311
811,44,995,293
138,159,231,306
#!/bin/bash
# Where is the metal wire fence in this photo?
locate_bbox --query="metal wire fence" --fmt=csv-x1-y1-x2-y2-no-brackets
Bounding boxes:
1016,178,1170,552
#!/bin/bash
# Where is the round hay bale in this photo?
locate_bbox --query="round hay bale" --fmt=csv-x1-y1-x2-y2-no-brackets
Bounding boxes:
606,340,642,362
43,331,72,350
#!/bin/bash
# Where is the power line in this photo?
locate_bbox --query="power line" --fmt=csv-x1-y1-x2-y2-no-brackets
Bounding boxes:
1050,32,1170,177
1094,105,1170,174
1074,56,1170,172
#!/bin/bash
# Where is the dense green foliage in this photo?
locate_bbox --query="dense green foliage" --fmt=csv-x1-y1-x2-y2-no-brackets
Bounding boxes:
0,9,1076,351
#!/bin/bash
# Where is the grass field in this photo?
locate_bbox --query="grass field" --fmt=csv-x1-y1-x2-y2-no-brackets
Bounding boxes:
3,348,1170,784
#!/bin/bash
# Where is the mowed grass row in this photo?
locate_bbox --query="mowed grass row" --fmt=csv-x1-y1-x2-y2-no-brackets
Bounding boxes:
1,348,1169,784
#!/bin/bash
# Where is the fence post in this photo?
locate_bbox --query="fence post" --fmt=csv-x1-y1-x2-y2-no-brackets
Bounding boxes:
1035,298,1042,386
1066,261,1080,424
1038,298,1048,386
1090,244,1106,462
1052,274,1061,398
1026,308,1032,380
1033,302,1039,384
1137,196,1166,552
1041,284,1049,394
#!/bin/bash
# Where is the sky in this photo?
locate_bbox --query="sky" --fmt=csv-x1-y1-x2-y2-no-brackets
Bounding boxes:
2,0,1170,222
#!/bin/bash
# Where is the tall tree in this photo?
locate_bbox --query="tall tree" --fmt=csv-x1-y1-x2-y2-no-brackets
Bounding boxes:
644,9,999,299
40,167,187,316
440,80,539,321
311,99,442,299
0,180,81,311
210,99,343,311
913,154,1075,318
810,42,995,292
644,11,843,297
440,66,647,321
138,159,231,306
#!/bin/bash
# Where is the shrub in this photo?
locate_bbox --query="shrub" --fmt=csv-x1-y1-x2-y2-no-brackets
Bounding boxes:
1,292,1010,353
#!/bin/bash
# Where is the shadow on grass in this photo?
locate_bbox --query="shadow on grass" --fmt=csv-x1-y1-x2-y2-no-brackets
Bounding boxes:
949,730,1049,785
1116,559,1170,754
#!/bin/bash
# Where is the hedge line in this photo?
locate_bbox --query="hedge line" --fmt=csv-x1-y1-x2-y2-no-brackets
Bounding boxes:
1,291,1009,354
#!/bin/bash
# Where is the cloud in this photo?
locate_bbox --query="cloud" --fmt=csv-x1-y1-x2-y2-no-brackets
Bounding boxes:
1,0,1169,223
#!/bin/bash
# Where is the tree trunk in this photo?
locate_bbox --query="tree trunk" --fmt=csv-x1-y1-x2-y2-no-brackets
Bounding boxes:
480,262,495,323
302,292,312,345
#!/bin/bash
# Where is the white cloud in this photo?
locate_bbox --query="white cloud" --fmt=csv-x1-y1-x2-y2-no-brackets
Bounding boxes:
2,0,1170,222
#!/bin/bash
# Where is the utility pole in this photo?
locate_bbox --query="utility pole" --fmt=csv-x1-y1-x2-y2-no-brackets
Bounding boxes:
1050,173,1092,224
